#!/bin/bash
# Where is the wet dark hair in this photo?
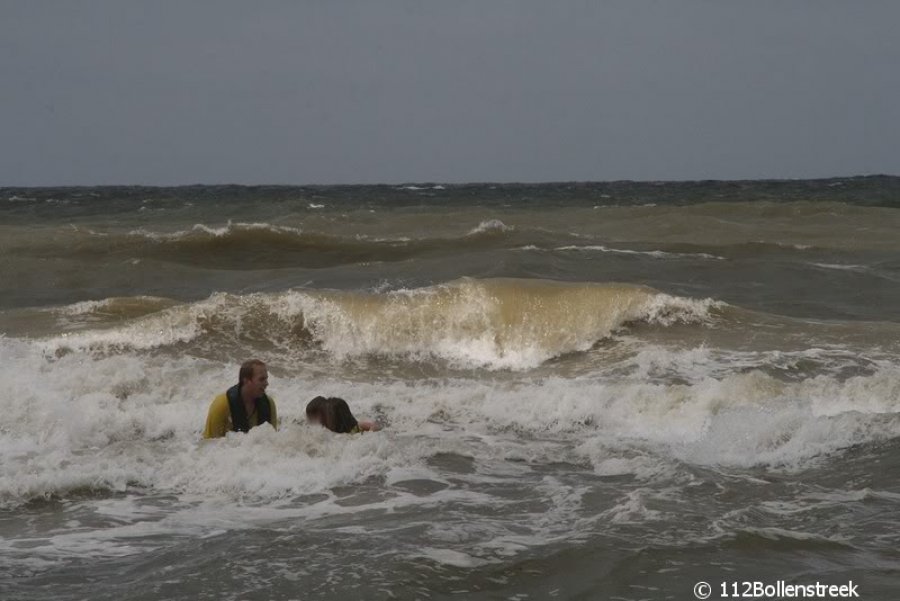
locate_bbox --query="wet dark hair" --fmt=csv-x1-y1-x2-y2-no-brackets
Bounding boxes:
306,396,328,422
321,397,359,434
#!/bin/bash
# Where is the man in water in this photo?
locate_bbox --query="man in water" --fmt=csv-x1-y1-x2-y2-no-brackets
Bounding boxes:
203,359,278,438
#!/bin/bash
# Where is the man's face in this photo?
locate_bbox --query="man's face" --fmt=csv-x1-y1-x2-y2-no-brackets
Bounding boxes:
246,365,269,396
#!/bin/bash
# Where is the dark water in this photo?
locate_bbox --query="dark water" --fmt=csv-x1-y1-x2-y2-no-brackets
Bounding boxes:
2,177,900,600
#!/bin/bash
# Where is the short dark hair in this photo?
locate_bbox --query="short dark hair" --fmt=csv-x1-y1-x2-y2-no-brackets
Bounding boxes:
238,359,266,387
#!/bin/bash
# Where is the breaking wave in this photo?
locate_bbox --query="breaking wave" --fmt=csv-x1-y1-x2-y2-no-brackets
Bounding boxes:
2,337,899,508
39,278,721,369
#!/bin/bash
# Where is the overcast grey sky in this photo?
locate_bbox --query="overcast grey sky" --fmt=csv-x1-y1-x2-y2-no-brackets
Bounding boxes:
1,1,899,185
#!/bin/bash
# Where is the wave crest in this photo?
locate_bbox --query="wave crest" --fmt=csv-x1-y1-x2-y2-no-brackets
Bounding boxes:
40,278,721,369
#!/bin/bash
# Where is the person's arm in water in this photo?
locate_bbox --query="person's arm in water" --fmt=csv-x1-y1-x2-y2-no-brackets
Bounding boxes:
357,420,381,432
203,394,230,439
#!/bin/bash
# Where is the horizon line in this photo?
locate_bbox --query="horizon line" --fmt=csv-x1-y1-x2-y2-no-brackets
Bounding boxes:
1,173,898,189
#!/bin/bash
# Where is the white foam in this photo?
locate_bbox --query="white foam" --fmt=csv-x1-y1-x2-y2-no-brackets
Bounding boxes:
466,219,513,236
3,336,900,512
553,245,725,260
601,489,664,524
125,221,304,241
55,298,115,316
810,262,868,272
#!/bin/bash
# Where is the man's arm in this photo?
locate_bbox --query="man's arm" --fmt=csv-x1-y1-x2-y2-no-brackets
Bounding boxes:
203,394,230,439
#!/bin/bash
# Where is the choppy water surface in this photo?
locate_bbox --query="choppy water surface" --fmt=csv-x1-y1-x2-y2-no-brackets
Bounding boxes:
2,178,900,600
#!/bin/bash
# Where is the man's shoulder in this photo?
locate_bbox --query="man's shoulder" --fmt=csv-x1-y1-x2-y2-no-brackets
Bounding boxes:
209,392,230,410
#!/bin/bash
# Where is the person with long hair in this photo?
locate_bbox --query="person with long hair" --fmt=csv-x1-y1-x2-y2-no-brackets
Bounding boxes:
306,396,379,433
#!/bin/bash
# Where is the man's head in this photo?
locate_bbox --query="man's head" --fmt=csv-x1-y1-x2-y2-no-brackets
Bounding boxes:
238,359,268,398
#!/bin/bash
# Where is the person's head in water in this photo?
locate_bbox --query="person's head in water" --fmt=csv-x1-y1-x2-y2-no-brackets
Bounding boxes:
306,396,328,426
239,359,268,399
320,397,359,433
